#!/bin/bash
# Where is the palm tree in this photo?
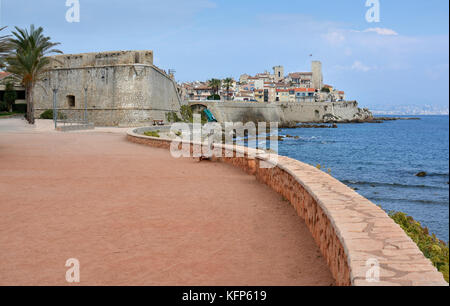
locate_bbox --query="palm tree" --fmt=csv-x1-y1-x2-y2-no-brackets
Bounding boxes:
6,25,62,124
0,26,13,68
208,78,222,99
222,77,234,101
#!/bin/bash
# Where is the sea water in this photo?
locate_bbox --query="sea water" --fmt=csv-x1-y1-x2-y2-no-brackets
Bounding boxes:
278,116,449,241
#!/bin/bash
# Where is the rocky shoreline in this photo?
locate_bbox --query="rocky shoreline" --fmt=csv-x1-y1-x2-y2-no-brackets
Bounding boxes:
279,116,421,129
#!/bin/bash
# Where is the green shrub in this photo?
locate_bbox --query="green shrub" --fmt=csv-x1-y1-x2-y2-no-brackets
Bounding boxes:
39,109,67,120
180,105,193,122
144,130,160,138
3,82,17,111
0,111,14,117
389,211,449,283
40,110,53,119
166,106,208,124
0,101,8,112
166,111,181,123
207,94,220,101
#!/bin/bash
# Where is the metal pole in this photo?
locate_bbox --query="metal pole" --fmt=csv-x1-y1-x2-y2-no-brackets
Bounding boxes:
53,89,58,129
84,87,88,123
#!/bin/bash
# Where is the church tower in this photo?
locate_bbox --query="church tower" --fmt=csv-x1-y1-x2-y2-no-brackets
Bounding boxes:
311,61,323,90
273,66,284,83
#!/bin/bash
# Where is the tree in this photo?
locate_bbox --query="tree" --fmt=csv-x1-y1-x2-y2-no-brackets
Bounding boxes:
0,26,13,68
222,77,234,101
208,78,221,96
3,82,17,112
6,25,62,124
321,87,330,93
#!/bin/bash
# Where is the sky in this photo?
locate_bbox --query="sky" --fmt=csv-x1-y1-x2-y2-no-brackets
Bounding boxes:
1,0,449,110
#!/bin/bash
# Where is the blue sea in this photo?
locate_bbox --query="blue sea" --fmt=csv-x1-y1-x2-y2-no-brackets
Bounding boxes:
278,116,449,242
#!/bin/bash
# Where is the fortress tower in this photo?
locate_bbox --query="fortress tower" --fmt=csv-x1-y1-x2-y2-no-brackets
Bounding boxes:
33,50,181,126
273,66,284,83
311,61,323,90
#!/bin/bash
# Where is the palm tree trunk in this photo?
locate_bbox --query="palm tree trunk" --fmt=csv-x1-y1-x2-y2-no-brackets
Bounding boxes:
29,85,35,125
25,85,30,123
25,84,35,124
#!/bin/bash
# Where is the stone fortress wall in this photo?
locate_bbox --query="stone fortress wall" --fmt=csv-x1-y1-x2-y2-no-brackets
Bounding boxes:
33,51,181,126
188,100,373,124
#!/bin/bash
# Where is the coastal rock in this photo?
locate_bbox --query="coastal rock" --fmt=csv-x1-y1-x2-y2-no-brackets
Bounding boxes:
298,124,336,129
279,121,298,129
353,107,374,121
323,113,342,123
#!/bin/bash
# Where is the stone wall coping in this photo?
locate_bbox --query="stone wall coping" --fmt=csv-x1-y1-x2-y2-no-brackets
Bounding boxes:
127,128,448,286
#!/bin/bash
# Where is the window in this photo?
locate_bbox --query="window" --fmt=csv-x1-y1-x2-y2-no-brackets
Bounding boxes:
67,95,75,107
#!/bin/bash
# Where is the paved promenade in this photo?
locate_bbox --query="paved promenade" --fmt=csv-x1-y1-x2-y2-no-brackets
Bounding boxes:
0,118,334,285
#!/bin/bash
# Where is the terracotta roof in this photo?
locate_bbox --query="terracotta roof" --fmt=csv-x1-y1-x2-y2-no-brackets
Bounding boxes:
276,88,315,93
289,72,312,78
294,88,316,92
194,85,212,90
0,71,11,80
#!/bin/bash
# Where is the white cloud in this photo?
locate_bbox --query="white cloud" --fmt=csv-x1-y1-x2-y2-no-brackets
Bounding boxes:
362,28,399,36
351,61,373,72
334,61,376,72
323,31,346,45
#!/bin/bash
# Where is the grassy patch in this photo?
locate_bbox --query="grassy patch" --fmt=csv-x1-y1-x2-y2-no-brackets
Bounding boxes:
0,112,17,117
389,211,449,283
144,130,160,138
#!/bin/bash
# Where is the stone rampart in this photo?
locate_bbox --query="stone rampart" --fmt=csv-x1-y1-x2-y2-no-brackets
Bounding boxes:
188,100,372,124
33,51,180,127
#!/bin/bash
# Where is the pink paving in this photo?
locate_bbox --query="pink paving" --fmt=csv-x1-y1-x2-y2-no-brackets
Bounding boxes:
0,132,334,286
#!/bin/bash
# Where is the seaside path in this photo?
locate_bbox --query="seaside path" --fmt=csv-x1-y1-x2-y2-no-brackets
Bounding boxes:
0,120,334,285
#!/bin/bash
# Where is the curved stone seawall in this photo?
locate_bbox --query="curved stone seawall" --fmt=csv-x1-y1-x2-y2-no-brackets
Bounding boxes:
127,129,447,286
